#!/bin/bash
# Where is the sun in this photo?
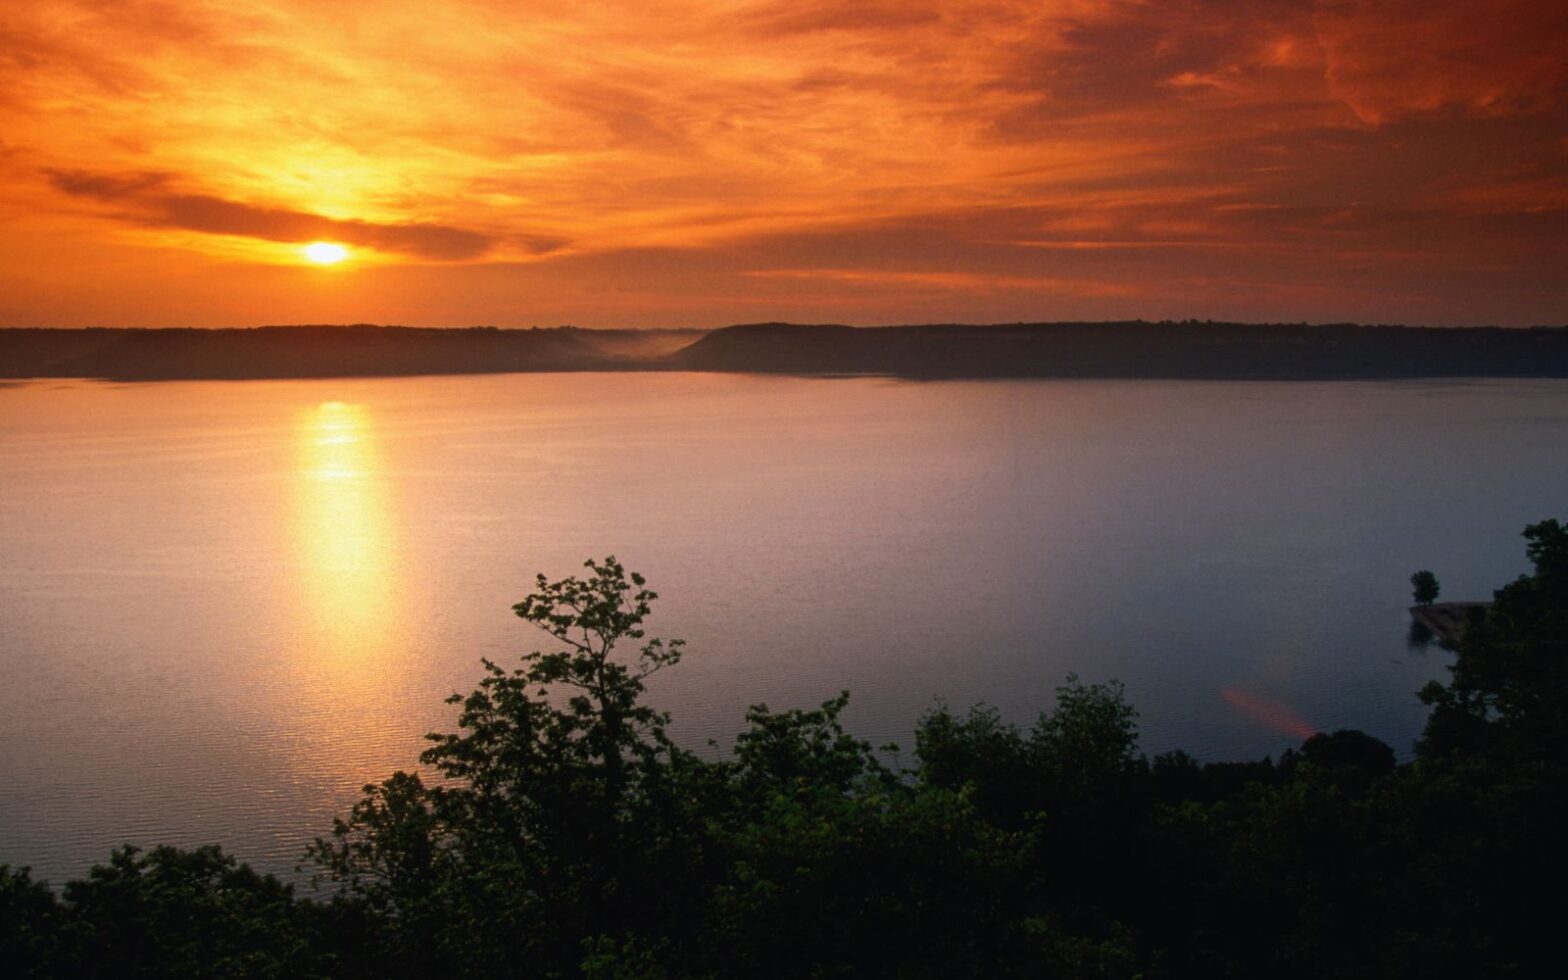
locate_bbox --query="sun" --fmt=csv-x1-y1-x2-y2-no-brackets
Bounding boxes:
303,241,349,264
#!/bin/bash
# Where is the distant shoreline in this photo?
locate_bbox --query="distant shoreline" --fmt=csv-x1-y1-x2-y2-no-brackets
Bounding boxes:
4,321,1568,382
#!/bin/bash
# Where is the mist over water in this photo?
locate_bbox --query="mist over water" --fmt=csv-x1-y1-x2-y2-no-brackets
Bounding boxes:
2,373,1564,883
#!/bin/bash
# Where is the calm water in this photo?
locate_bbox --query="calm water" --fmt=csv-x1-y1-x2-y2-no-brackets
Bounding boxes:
1,373,1564,883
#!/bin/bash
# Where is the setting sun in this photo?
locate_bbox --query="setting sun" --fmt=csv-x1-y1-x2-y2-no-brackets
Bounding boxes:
303,242,348,265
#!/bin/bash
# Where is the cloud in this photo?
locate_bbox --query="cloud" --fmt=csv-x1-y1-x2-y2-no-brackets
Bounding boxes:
1314,0,1568,124
1,0,1565,324
743,267,1140,297
46,169,498,260
735,1,944,37
46,170,173,201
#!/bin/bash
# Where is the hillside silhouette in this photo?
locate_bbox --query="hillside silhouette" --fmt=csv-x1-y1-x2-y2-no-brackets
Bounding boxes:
673,321,1568,379
4,321,1568,380
0,325,695,380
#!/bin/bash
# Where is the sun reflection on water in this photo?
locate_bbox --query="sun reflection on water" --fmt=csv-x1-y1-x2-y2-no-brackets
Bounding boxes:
285,400,427,823
295,401,396,663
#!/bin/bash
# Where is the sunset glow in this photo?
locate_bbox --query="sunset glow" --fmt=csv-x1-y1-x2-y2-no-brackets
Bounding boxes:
3,0,1565,326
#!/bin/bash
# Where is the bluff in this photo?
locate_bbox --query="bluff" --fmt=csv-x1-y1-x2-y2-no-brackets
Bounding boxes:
669,321,1568,379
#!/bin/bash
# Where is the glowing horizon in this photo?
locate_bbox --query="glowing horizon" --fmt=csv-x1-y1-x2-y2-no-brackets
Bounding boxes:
1,1,1564,327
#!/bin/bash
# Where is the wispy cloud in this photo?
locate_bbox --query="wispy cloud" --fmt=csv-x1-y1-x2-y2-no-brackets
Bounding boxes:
743,267,1140,297
46,169,499,260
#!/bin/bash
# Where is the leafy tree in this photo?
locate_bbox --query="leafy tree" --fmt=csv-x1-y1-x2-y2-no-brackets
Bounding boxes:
1418,519,1568,759
0,864,62,978
1405,519,1568,974
731,691,888,797
309,556,704,978
1029,674,1142,797
914,702,1033,827
58,845,329,979
1410,570,1440,606
1286,729,1395,775
711,692,1039,979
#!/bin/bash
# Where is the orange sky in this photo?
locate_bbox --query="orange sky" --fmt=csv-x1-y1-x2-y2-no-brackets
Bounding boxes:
2,0,1565,327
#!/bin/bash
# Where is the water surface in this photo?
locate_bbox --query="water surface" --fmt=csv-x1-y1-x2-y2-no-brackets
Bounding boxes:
1,373,1563,882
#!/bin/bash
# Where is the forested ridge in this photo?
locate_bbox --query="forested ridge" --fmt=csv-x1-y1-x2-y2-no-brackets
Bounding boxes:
5,322,1568,381
4,522,1566,978
673,321,1568,379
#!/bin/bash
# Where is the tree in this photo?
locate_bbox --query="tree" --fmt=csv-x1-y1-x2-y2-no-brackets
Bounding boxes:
914,702,1033,826
1404,520,1568,975
1030,674,1142,798
1410,570,1440,606
59,846,329,979
1418,520,1568,759
0,865,62,978
309,556,702,978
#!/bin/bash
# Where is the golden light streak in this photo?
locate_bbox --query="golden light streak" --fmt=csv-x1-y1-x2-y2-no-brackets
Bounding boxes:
294,401,395,664
281,399,422,798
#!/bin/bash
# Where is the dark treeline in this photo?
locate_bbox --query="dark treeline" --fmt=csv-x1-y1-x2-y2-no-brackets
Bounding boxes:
4,523,1566,978
674,321,1568,379
0,326,699,380
5,321,1568,381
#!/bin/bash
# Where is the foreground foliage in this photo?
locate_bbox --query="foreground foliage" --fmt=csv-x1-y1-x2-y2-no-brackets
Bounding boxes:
5,527,1566,978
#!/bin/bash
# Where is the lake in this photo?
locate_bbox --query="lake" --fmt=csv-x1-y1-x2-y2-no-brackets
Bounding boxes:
1,373,1564,884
